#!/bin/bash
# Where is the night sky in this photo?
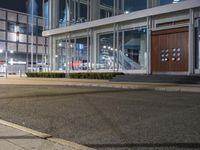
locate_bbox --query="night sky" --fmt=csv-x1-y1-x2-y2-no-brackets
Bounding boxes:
0,0,43,16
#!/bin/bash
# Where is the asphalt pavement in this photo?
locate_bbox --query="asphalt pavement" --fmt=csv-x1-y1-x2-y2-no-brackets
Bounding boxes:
0,84,200,150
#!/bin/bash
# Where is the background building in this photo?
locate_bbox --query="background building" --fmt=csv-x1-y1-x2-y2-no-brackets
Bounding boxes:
0,8,48,74
43,0,200,75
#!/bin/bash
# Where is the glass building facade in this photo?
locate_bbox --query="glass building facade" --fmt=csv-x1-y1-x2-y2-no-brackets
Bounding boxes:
43,0,200,75
44,0,186,30
0,8,48,74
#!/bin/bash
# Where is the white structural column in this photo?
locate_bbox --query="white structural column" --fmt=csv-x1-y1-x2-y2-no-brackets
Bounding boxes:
122,30,125,70
116,24,120,71
48,0,53,71
113,24,116,72
52,0,59,29
147,17,152,75
66,33,71,76
89,29,93,71
87,29,90,72
93,31,97,70
189,8,195,75
90,0,100,20
140,31,147,70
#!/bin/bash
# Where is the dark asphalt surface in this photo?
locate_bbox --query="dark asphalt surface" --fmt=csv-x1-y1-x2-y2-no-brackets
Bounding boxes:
0,85,200,150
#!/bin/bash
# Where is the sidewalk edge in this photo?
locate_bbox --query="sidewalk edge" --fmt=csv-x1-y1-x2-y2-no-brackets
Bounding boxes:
0,119,95,150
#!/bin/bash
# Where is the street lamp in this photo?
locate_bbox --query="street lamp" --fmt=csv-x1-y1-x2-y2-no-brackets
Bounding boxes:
0,49,8,78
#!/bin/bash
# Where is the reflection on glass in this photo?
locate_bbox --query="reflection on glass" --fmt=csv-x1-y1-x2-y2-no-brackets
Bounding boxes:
123,27,147,70
100,0,114,19
195,19,200,69
124,0,147,13
70,0,88,24
55,39,66,71
55,37,88,71
98,27,147,71
58,0,68,27
160,0,185,5
44,0,49,30
74,38,88,70
98,33,114,70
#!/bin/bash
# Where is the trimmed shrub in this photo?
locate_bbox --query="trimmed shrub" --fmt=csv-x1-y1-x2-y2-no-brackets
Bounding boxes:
26,72,124,79
26,72,66,78
69,72,124,80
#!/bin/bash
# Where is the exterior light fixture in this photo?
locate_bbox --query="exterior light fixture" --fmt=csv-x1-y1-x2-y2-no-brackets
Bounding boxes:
58,43,62,47
124,11,130,14
173,0,180,3
103,45,107,49
0,49,3,53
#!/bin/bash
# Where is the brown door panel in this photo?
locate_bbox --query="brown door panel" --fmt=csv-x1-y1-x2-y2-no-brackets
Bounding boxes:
151,27,188,73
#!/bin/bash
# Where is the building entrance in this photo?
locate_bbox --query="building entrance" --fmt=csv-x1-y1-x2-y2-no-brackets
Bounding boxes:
151,27,189,74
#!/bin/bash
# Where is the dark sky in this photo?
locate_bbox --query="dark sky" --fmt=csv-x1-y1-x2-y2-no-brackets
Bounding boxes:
0,0,43,16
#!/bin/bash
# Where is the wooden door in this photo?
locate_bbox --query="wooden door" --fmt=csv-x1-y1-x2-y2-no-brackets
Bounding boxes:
151,27,189,74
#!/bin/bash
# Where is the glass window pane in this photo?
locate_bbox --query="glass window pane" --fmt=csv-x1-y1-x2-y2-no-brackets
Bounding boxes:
79,3,87,22
55,39,66,71
59,0,67,27
160,0,185,5
44,0,49,30
123,27,147,70
124,0,147,13
196,19,200,69
100,0,114,19
98,33,114,70
75,38,87,70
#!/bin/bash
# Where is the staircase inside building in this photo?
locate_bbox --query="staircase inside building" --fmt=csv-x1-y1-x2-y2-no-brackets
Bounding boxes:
112,74,200,84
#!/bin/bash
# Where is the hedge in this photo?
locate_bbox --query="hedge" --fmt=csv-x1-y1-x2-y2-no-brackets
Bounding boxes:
26,72,124,79
69,72,124,79
26,72,65,78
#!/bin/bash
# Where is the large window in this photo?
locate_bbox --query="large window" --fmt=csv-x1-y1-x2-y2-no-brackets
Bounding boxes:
7,22,16,33
97,26,147,71
123,27,147,70
159,0,185,5
44,0,49,30
195,19,200,70
100,0,114,19
100,0,147,19
55,36,89,71
123,0,147,14
74,38,88,70
55,39,66,71
58,0,67,27
98,33,114,70
19,24,27,34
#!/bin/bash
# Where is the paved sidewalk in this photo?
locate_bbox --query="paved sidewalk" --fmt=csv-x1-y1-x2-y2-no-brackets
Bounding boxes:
0,120,94,150
0,75,200,93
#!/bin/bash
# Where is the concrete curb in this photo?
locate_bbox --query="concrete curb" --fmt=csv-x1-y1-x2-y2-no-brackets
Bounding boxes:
0,119,95,150
0,77,200,93
62,83,200,93
48,138,95,150
0,119,51,139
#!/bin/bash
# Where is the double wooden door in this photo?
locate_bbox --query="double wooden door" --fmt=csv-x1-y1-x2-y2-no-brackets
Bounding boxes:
151,27,188,74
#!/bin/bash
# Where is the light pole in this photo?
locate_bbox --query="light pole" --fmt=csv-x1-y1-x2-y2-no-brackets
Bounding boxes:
5,50,8,78
0,49,8,78
31,3,34,73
